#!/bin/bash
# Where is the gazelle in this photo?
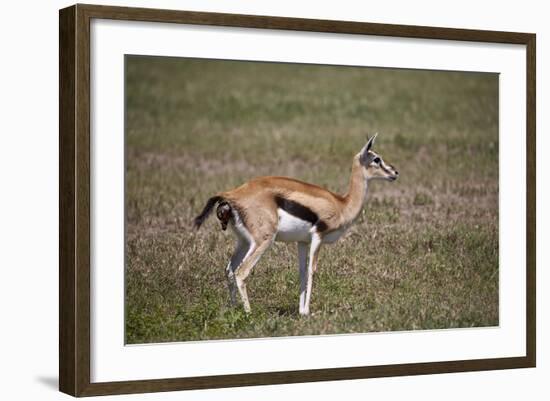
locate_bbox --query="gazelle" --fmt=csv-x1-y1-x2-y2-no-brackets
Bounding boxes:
194,134,398,315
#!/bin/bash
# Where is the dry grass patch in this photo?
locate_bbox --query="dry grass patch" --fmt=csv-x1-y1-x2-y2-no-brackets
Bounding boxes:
125,57,499,343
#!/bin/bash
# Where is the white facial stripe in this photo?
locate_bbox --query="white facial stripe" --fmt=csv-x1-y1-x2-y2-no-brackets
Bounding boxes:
380,160,392,173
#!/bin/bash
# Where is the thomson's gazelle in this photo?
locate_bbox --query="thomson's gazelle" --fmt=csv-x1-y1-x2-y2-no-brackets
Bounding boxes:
194,134,398,315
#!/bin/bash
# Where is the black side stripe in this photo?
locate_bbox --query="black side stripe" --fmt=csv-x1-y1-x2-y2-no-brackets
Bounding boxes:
274,195,328,232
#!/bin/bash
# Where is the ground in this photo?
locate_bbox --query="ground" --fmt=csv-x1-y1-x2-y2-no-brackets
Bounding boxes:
125,56,499,344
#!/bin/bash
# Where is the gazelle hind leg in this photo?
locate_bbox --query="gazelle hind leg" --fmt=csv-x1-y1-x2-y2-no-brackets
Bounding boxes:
225,240,249,306
297,242,308,314
234,238,274,313
302,233,322,316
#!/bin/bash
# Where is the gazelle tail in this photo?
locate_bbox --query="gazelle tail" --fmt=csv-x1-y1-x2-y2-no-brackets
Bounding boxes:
193,196,223,229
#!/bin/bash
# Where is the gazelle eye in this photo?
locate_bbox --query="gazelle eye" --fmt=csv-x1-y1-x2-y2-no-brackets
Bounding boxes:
373,157,381,164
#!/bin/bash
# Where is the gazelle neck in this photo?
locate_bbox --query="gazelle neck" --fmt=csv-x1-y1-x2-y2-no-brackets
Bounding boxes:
342,156,368,223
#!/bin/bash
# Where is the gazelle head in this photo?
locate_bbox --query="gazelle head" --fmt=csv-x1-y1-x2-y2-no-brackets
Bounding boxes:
358,134,399,182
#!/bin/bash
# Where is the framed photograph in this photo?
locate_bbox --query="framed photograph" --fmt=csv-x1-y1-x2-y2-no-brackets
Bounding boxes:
59,4,536,397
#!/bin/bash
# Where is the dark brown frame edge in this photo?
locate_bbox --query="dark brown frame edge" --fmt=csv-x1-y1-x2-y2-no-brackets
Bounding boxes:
59,3,536,397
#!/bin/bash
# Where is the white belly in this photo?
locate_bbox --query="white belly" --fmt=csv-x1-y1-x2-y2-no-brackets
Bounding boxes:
275,209,313,242
275,209,348,244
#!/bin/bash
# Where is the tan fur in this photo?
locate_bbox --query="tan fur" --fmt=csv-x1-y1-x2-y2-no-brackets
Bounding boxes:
218,154,372,241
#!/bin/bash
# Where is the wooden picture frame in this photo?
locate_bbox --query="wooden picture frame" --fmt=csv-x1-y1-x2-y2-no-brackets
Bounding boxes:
59,3,536,397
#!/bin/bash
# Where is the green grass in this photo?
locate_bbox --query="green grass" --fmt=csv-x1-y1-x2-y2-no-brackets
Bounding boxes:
125,56,499,344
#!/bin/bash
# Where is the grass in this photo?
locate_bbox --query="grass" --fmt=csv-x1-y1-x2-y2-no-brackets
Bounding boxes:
125,56,499,344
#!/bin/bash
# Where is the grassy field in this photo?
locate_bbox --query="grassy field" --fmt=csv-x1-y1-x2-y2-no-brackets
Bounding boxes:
125,56,499,344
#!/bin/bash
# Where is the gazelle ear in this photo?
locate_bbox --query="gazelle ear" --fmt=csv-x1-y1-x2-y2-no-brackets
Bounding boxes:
366,133,377,151
359,133,378,164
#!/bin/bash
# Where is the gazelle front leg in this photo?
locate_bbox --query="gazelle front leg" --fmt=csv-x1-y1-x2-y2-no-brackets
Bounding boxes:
298,242,308,314
301,232,322,316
